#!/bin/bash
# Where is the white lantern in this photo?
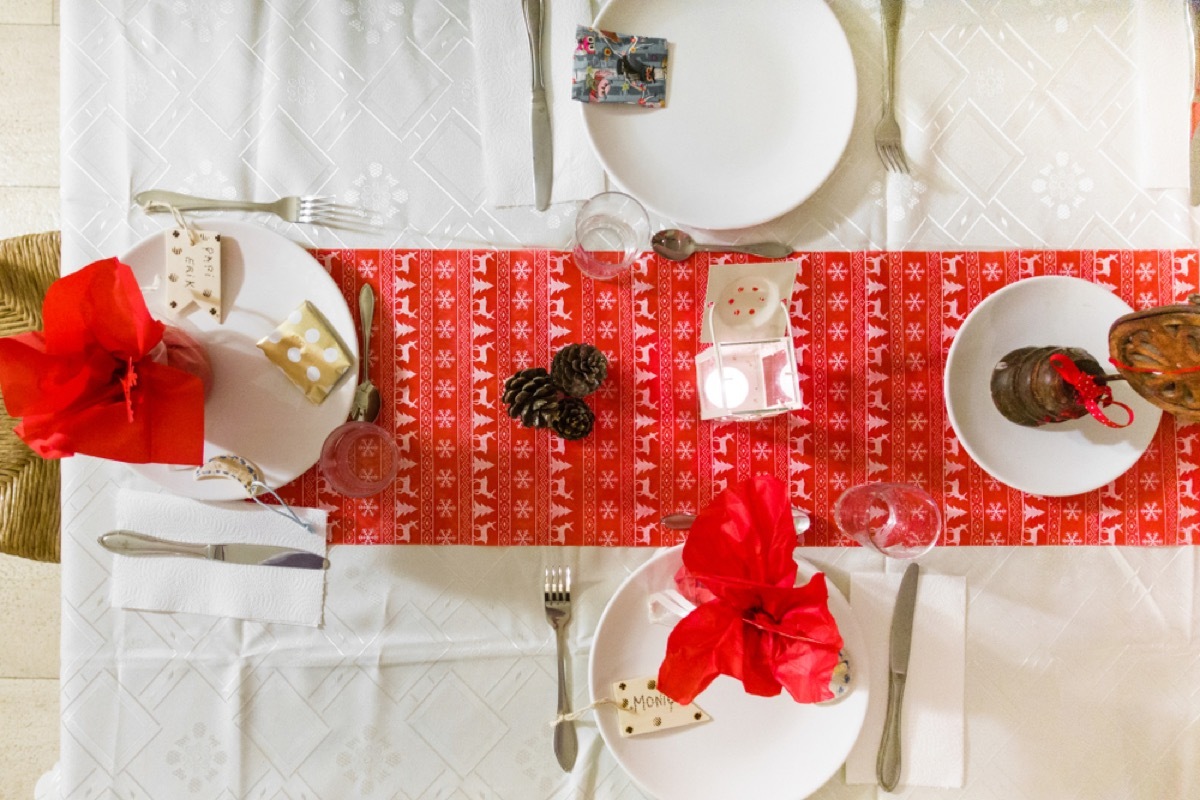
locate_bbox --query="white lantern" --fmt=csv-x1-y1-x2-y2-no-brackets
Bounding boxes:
694,266,803,422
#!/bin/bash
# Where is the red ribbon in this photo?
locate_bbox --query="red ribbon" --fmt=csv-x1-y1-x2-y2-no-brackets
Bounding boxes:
1108,357,1200,376
1048,353,1133,429
119,357,138,423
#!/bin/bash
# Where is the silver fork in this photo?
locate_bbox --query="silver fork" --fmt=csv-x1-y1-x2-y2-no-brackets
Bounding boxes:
874,0,909,174
544,565,577,772
134,189,377,231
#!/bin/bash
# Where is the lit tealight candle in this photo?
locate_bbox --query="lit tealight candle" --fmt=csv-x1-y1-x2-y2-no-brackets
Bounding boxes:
703,366,750,409
776,363,799,402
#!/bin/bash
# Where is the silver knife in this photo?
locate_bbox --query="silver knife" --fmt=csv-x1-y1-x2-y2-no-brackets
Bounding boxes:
1190,0,1200,204
877,562,920,792
522,0,552,210
98,530,328,570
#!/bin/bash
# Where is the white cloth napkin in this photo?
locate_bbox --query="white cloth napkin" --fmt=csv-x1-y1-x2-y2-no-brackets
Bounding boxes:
472,0,606,207
1135,0,1189,189
845,571,967,790
110,489,328,627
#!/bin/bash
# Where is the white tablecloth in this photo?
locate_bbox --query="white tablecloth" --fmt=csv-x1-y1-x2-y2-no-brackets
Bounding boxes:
52,1,1200,798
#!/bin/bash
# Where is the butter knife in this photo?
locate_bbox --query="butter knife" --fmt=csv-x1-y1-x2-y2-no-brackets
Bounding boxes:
522,0,552,210
99,530,328,570
1190,0,1200,204
877,562,920,792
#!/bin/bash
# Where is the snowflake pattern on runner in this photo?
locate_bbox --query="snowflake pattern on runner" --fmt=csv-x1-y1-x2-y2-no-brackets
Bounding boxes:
273,249,1200,546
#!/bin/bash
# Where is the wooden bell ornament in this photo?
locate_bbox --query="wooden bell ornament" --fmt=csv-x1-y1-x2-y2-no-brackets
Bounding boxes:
990,346,1108,427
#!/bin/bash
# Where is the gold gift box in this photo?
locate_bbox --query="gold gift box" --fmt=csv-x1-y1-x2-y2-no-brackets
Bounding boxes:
257,301,353,404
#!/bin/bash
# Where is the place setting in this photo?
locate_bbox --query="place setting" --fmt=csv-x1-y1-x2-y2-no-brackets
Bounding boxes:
0,192,393,627
549,474,968,800
574,0,857,230
479,0,869,251
586,476,870,800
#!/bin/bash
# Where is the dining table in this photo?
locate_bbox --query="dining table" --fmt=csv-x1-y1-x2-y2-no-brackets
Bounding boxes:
40,1,1200,798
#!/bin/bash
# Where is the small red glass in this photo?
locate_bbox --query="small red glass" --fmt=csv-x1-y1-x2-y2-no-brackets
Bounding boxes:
318,421,398,497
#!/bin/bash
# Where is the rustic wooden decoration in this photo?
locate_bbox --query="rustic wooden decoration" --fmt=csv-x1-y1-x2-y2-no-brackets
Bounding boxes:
990,346,1105,427
1109,294,1200,423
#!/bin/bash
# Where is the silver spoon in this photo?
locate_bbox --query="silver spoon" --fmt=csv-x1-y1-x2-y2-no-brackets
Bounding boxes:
661,508,812,536
651,229,793,262
348,284,382,423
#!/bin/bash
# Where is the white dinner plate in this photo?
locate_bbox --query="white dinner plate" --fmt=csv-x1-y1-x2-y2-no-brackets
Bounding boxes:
944,276,1162,497
582,0,857,231
589,546,869,800
120,221,357,500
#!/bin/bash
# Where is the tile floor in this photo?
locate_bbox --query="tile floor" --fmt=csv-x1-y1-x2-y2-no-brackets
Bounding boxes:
1,1,62,799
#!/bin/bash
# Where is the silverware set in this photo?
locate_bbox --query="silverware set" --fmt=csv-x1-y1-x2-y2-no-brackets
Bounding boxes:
521,0,552,210
651,229,793,262
543,565,577,771
661,508,811,535
878,562,920,792
348,284,382,424
135,189,377,231
874,0,909,174
98,530,327,570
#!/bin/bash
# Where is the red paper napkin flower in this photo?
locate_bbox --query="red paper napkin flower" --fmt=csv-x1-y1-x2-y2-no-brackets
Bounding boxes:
657,475,844,705
0,258,205,464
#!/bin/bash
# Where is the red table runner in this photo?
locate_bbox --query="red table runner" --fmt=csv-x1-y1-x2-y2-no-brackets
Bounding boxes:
275,249,1200,546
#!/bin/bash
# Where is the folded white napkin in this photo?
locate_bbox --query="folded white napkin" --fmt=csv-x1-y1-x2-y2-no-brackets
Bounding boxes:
845,571,967,791
1135,0,1189,189
110,489,327,627
472,0,606,207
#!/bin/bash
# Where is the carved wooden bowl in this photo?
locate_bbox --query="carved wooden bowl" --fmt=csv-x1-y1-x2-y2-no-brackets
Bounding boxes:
1109,295,1200,424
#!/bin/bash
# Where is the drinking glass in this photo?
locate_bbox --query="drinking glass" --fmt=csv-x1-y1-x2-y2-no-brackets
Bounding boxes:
833,482,941,559
319,421,399,497
572,191,649,280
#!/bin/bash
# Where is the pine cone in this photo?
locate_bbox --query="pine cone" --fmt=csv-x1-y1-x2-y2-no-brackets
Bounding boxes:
502,368,561,428
550,343,609,397
551,397,595,440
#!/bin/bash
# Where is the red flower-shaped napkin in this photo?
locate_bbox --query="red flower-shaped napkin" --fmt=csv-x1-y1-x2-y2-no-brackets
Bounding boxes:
658,475,844,705
0,258,205,464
